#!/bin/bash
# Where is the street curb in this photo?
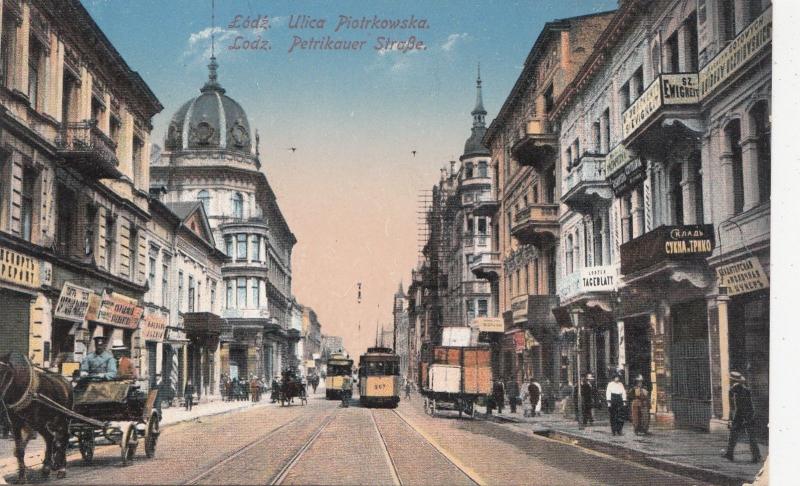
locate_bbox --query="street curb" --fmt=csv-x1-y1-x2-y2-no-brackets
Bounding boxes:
541,429,754,486
473,412,756,486
0,400,273,482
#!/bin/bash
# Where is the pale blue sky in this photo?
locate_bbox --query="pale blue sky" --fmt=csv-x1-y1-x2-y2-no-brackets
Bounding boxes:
85,0,617,357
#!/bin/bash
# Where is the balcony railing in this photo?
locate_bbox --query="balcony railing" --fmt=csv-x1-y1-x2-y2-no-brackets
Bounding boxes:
511,116,558,167
563,154,606,194
469,252,501,280
511,204,559,248
55,121,121,179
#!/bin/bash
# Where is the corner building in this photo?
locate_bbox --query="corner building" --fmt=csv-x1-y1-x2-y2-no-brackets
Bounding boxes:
151,58,297,383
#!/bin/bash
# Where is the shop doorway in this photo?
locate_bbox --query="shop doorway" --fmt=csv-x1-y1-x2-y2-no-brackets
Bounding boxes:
671,299,711,430
51,319,76,368
0,290,30,356
147,341,158,389
230,345,247,380
624,316,652,388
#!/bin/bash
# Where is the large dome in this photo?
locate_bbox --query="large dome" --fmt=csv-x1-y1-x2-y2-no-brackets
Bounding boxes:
164,58,252,154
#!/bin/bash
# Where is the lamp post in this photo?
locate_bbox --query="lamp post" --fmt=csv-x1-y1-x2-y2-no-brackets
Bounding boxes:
570,307,584,428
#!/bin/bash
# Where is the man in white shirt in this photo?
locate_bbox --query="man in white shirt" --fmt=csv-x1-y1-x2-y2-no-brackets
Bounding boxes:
606,373,627,436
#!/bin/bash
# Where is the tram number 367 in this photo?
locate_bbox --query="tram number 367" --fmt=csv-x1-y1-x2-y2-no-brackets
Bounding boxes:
371,383,387,391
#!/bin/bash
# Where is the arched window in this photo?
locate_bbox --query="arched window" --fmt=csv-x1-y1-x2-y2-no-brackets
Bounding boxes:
724,120,744,215
478,161,488,178
750,101,770,203
197,189,210,211
232,192,244,219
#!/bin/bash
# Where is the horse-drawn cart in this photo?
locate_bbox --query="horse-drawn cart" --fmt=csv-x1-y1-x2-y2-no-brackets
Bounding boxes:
68,380,161,465
277,371,307,406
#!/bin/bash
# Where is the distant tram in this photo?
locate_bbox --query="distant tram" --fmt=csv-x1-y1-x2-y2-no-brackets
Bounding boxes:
325,353,354,399
358,347,401,408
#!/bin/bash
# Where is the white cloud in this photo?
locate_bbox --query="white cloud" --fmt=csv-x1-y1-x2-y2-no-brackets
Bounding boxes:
183,27,240,63
441,33,469,52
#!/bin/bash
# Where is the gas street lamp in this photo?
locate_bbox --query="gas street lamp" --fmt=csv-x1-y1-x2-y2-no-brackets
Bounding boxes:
570,307,584,428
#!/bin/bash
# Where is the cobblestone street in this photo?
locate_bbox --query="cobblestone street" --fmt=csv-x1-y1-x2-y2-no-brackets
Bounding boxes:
3,387,710,485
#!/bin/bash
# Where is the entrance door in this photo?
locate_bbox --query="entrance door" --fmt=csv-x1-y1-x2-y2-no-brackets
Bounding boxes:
147,341,158,389
624,316,651,388
0,291,30,356
671,300,711,430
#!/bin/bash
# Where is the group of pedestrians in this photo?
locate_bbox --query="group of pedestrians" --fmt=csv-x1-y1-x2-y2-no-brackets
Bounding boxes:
572,371,650,436
219,374,266,403
486,378,555,416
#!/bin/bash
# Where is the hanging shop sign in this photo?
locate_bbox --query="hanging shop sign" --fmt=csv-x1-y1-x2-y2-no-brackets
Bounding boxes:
699,6,771,99
558,265,618,300
622,73,700,139
54,282,95,322
305,360,316,368
165,327,188,343
620,225,715,275
474,317,504,333
0,245,41,288
86,292,144,330
511,295,529,324
510,330,526,353
141,310,168,342
605,144,633,177
716,257,769,296
609,157,646,196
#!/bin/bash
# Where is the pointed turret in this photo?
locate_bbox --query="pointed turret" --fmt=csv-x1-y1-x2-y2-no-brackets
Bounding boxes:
462,64,491,160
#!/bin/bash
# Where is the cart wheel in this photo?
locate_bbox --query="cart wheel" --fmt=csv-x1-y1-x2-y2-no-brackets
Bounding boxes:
120,423,137,466
79,431,95,464
144,413,160,459
431,399,437,416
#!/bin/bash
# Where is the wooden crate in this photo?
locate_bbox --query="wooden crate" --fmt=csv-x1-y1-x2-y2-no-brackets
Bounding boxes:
464,365,492,395
446,348,461,365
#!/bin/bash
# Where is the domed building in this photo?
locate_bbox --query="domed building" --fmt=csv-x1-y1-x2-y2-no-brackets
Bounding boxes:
151,58,298,389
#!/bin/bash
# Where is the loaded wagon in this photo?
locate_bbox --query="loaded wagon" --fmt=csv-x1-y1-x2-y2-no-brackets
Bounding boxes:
420,346,492,418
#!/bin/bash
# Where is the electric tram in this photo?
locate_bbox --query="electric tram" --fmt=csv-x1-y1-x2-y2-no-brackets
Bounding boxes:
324,353,354,399
358,347,401,408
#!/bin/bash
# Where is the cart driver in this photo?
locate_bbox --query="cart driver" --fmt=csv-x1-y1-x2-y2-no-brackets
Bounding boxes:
79,336,117,380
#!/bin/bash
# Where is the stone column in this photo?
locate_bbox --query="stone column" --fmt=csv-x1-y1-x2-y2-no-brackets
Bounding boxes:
629,75,640,104
677,23,693,72
621,196,632,243
600,113,609,154
662,37,674,74
631,187,644,238
717,294,731,420
601,209,610,265
719,149,736,219
681,159,699,224
740,137,761,211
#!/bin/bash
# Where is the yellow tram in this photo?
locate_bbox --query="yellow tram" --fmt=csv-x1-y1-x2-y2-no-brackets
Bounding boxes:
358,347,401,408
324,353,354,399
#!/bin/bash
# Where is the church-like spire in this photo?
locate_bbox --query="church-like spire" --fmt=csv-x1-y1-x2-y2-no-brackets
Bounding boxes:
201,0,225,94
471,63,486,127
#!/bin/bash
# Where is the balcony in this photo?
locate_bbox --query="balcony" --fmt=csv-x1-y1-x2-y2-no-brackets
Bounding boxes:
462,233,490,251
699,6,772,102
473,191,499,216
511,204,559,248
55,121,121,179
469,252,501,280
561,154,612,211
621,73,702,154
510,294,559,335
461,175,492,189
510,117,558,168
620,225,715,287
557,265,619,304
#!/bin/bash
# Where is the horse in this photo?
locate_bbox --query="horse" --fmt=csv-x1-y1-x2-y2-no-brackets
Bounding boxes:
0,352,73,482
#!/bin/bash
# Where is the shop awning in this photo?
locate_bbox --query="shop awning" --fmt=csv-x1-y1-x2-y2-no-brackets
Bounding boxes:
183,312,224,336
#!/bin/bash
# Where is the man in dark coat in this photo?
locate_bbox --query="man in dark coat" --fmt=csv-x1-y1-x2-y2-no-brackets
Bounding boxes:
529,380,541,416
492,380,506,414
723,371,762,463
184,381,195,411
574,374,594,425
507,380,520,414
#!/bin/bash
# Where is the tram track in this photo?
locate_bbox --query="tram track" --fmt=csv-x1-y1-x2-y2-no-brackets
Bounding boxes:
370,409,402,486
387,408,484,486
184,410,333,485
267,409,338,485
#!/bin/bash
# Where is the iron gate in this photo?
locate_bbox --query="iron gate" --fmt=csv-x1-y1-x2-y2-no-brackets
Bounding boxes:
671,339,711,430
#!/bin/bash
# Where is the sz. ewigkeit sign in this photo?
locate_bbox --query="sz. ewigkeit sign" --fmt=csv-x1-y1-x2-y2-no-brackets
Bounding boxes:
716,257,769,296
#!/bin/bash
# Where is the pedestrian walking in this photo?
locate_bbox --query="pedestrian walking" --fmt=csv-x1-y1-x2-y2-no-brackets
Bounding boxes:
184,380,195,412
606,373,627,435
574,374,594,425
542,378,553,413
250,375,260,402
508,380,520,414
521,381,532,417
405,380,411,399
629,374,650,435
529,380,542,417
492,380,506,414
723,371,762,463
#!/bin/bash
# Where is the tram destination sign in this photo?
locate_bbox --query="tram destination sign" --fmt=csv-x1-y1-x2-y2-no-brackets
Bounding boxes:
620,225,715,275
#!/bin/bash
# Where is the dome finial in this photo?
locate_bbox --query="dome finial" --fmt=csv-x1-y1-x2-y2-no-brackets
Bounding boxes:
471,63,486,127
201,0,225,93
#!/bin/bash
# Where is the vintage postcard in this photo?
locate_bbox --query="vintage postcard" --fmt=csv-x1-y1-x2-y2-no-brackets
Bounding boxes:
0,0,779,484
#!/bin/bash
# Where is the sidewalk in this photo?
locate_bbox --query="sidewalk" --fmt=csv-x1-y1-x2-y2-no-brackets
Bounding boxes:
477,405,766,485
0,396,272,482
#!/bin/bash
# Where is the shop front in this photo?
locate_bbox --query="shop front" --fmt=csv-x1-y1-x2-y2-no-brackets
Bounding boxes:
184,312,223,398
0,243,48,363
140,308,169,390
711,254,770,439
619,224,715,429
